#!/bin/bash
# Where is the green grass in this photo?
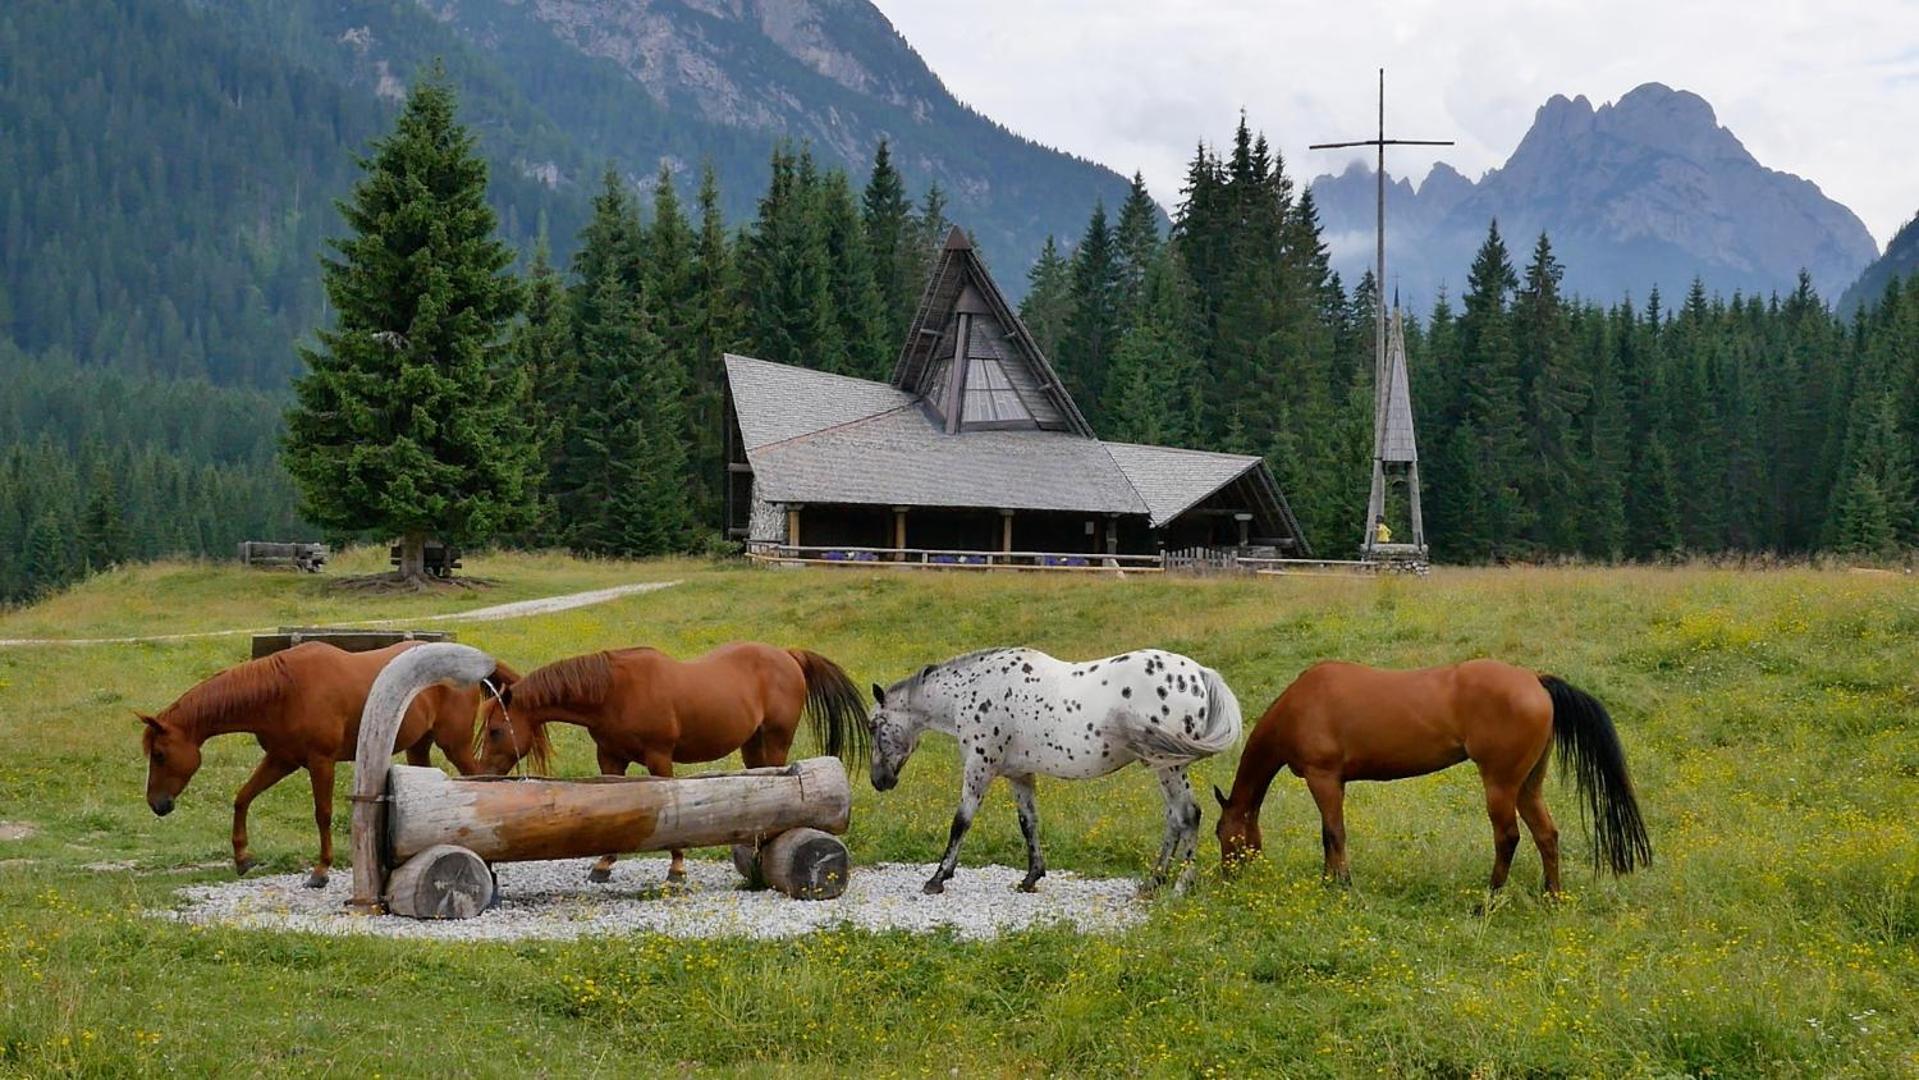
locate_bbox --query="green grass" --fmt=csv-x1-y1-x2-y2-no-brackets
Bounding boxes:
1,559,1916,1076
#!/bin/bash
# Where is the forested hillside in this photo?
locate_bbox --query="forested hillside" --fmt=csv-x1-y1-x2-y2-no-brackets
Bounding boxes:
0,0,581,387
0,346,304,603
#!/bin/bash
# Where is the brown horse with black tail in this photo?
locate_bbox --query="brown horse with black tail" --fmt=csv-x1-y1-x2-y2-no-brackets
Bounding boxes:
140,641,515,887
1215,659,1650,896
476,642,869,884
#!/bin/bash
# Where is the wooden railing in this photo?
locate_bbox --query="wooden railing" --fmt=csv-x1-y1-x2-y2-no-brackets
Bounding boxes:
746,543,1163,572
746,544,1413,576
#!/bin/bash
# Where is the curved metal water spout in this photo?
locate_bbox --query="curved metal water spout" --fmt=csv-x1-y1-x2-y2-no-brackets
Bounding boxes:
347,642,500,913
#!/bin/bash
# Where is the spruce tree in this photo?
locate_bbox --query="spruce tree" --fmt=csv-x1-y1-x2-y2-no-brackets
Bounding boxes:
1103,250,1201,444
1019,236,1074,363
1058,201,1121,420
1112,172,1162,324
511,238,574,546
1454,220,1532,558
78,459,131,571
741,145,836,371
861,140,917,341
282,68,536,580
820,169,891,379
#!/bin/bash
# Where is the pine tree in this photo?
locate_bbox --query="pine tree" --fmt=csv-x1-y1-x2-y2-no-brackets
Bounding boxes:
683,162,744,527
78,459,131,571
1453,220,1532,559
511,238,574,546
562,270,691,555
1019,236,1074,363
1103,250,1202,444
281,68,537,580
1058,201,1121,420
1513,232,1586,551
1112,172,1162,324
819,169,891,379
861,139,917,343
741,145,836,371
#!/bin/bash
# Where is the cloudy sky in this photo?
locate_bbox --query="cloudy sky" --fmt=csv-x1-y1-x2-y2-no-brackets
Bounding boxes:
873,0,1918,248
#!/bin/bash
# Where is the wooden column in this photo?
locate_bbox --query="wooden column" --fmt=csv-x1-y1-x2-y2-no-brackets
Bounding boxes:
893,507,908,562
786,505,802,554
1000,510,1014,563
1104,516,1119,556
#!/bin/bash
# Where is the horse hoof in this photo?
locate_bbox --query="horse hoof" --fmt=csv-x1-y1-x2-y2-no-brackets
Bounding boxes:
233,857,257,878
1135,880,1163,900
303,871,329,889
587,867,613,884
921,879,945,896
1015,880,1041,894
665,869,687,885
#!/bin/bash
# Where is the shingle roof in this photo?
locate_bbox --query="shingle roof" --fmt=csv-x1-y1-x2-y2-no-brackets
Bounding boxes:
727,354,1297,529
746,395,1148,514
727,355,916,450
1104,442,1265,526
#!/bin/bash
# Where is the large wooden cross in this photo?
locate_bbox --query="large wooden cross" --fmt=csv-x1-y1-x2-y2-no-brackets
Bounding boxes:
1310,69,1451,559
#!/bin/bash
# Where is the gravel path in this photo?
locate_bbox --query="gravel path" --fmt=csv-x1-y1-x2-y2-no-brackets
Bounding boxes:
0,580,678,648
163,858,1146,941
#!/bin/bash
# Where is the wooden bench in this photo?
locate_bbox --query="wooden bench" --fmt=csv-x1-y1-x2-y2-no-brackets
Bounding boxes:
390,541,463,579
250,627,456,660
237,541,328,573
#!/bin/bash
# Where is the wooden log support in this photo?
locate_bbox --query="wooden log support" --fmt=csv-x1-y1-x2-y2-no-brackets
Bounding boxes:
731,827,850,900
348,643,502,914
387,758,851,866
385,844,494,919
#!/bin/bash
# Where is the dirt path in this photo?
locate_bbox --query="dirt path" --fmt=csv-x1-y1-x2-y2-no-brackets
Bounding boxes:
0,580,679,649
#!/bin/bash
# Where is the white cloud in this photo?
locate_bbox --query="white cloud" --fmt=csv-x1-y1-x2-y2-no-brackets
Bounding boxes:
873,0,1919,247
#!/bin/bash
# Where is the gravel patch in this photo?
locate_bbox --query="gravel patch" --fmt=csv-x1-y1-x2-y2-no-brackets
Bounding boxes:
0,821,37,842
163,858,1146,941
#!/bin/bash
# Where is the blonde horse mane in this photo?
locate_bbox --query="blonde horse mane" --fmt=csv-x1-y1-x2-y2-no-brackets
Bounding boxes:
157,654,294,741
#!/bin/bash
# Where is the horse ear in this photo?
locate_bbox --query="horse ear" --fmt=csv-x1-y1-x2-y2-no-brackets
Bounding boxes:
871,683,885,706
135,711,160,730
1213,784,1228,808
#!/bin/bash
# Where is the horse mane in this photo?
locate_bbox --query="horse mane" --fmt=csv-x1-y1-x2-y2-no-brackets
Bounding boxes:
159,654,294,739
894,648,1014,701
513,651,617,713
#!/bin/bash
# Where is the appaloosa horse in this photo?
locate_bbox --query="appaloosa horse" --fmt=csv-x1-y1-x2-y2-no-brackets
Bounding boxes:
476,642,868,885
140,641,513,886
868,647,1242,896
1214,659,1651,895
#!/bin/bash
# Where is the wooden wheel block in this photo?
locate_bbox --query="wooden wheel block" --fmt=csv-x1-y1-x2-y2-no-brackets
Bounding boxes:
734,828,850,900
385,844,494,919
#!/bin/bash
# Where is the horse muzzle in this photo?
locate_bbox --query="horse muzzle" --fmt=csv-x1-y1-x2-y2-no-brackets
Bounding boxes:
149,795,175,817
870,770,898,792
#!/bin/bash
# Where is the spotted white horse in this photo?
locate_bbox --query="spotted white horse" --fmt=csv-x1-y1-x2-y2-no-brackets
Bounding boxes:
868,647,1243,895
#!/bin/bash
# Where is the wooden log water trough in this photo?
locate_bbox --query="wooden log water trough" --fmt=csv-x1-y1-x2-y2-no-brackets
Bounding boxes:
346,644,853,919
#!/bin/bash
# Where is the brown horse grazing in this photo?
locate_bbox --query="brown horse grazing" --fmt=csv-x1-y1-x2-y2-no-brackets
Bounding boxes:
476,642,868,884
1214,659,1651,896
140,642,514,887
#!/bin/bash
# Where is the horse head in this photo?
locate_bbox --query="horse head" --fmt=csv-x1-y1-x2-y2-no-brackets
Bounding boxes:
867,674,931,792
1213,784,1264,870
474,676,549,776
139,711,202,816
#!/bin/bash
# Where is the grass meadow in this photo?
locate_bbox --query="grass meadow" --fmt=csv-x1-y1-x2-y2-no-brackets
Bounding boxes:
0,552,1915,1076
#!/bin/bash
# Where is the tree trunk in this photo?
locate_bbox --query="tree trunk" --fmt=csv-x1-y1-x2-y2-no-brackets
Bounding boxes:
398,530,428,582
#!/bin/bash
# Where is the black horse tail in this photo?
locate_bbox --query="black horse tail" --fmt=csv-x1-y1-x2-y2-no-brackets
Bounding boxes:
1540,675,1652,875
789,649,871,764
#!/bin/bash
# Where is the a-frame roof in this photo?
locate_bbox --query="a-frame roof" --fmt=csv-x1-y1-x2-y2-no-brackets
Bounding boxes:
890,227,1095,438
1379,308,1418,463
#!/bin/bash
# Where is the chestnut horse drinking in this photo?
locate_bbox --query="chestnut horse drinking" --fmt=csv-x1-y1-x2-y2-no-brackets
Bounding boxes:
140,641,512,887
476,642,868,884
1214,659,1650,895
